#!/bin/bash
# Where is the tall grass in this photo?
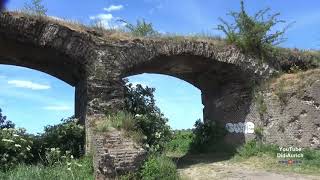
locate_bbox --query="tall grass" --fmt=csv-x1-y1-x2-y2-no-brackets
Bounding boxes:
92,111,145,144
0,156,94,180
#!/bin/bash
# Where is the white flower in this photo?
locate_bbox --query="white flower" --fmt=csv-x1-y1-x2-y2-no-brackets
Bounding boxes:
2,139,14,143
75,162,83,167
14,144,21,148
135,114,142,117
155,132,161,138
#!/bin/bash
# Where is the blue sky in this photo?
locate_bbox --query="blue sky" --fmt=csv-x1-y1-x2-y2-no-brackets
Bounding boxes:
1,0,319,133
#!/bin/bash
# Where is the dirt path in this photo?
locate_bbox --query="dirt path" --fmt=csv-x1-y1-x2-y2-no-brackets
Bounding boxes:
176,155,319,180
179,161,319,180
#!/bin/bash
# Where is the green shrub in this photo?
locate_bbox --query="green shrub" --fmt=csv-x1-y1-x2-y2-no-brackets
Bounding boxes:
302,149,320,168
165,130,194,155
124,83,172,153
236,140,278,158
23,0,47,16
189,119,228,153
0,128,33,171
217,0,291,61
140,155,179,180
119,19,158,37
39,118,85,159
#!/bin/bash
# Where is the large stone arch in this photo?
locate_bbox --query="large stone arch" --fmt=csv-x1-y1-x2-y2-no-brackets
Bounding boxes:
0,12,277,179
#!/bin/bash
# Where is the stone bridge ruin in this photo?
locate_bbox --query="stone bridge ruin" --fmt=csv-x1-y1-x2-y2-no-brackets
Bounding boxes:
0,12,279,179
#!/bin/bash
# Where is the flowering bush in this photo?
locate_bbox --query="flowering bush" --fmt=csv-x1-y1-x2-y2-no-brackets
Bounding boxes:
0,128,33,170
124,83,172,153
40,117,85,159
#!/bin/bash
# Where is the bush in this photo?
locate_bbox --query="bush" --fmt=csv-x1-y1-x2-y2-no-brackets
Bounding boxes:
236,140,278,158
140,155,179,180
0,128,33,171
39,118,85,159
165,130,194,155
189,119,228,153
217,0,291,61
124,83,172,153
119,19,158,37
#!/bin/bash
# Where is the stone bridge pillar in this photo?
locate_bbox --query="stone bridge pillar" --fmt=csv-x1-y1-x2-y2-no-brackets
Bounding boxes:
78,63,146,179
201,79,255,146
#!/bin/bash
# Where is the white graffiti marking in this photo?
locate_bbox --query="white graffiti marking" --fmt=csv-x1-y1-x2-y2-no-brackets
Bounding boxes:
225,122,255,134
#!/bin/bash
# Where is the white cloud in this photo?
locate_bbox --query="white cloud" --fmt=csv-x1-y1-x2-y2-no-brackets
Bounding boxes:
104,5,124,12
90,13,114,28
43,105,71,111
8,80,50,90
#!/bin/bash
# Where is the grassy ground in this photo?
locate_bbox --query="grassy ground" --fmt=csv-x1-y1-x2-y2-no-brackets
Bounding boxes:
0,156,94,180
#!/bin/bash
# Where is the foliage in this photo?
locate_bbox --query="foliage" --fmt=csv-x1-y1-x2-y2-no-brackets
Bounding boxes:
302,149,320,168
38,118,85,159
0,108,15,129
255,93,267,117
0,128,33,171
23,0,47,16
189,119,228,153
236,140,278,158
140,155,179,180
165,130,194,156
119,19,158,37
93,111,145,144
124,83,172,153
217,0,291,61
94,111,135,132
0,155,94,180
277,48,320,72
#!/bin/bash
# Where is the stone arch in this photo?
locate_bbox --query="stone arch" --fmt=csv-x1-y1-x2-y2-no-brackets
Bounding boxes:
0,12,97,124
118,52,258,145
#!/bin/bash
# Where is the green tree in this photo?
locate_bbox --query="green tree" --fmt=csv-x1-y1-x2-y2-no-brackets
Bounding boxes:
0,108,15,129
217,0,292,60
24,0,47,16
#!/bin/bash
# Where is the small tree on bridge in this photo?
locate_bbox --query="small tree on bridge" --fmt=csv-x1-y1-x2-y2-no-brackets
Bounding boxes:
217,0,293,61
23,0,47,16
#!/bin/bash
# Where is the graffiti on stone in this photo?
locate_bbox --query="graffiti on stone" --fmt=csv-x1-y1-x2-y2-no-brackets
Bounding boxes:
225,122,255,134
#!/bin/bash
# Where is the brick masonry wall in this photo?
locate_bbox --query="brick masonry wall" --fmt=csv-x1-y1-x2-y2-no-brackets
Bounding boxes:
93,130,146,179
